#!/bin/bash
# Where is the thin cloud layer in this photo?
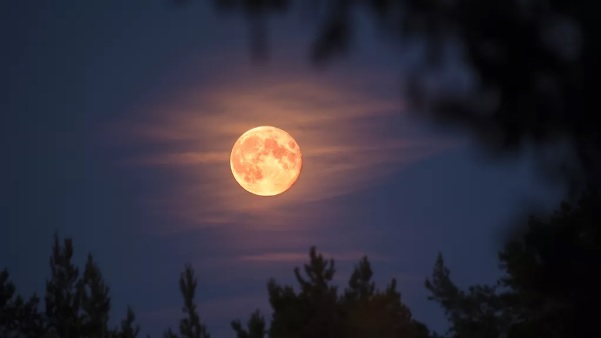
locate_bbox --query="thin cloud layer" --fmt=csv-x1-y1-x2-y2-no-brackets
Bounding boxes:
238,250,389,263
113,63,450,233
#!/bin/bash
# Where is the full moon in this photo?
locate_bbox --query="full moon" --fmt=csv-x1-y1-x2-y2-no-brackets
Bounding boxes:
230,126,303,196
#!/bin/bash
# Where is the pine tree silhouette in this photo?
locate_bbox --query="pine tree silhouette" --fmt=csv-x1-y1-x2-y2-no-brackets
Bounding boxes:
164,264,210,338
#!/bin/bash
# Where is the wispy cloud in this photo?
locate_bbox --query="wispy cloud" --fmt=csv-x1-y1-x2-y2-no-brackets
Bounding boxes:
111,62,454,234
238,250,389,263
134,151,228,166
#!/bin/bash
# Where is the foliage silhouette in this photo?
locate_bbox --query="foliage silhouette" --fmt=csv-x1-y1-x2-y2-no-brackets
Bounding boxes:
231,310,267,338
2,238,430,337
1,233,143,338
114,308,141,338
0,269,44,337
164,264,211,338
4,204,598,338
78,254,112,337
45,235,81,337
197,0,600,195
425,188,601,338
232,246,430,338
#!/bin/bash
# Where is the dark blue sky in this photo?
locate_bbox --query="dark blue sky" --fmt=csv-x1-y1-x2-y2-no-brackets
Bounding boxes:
1,1,563,337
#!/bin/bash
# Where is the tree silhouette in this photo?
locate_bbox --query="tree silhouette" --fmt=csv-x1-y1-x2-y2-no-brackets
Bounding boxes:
425,189,601,338
231,310,267,338
499,188,600,338
2,240,436,337
45,234,82,337
342,258,429,338
425,254,513,338
113,308,141,338
0,269,44,337
78,254,112,337
343,257,375,303
164,264,211,338
1,233,144,338
233,246,429,338
13,225,597,338
266,246,341,338
0,234,207,338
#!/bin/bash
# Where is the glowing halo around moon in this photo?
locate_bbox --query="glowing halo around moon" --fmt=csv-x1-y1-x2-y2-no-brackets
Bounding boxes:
230,126,303,196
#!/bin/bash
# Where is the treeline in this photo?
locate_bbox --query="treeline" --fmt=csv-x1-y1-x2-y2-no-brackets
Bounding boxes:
2,190,599,337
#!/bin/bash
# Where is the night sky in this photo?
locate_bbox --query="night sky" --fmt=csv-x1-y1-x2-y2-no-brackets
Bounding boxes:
2,1,563,337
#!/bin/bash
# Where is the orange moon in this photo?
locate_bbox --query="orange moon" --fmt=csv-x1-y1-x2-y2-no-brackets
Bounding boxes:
230,126,302,196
